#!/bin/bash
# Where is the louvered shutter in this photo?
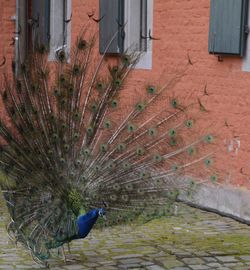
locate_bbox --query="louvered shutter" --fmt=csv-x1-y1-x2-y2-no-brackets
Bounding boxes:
32,0,50,48
208,0,248,56
99,0,124,54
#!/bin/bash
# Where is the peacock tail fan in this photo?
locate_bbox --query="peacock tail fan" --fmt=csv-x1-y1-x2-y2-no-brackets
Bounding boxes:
0,28,217,264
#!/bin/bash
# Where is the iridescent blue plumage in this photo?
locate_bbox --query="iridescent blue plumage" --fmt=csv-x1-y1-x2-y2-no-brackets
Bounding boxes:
77,208,105,239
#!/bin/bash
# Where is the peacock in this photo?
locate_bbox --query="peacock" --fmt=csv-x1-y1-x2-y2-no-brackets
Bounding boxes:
0,26,216,267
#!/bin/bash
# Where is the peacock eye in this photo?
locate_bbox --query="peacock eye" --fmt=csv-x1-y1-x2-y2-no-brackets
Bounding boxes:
153,154,162,162
147,85,156,94
125,184,133,191
72,65,80,76
78,38,87,49
148,128,157,137
103,120,112,129
96,82,104,91
210,175,217,183
113,183,121,191
204,158,213,167
74,112,80,121
135,103,145,112
172,164,179,172
187,147,195,156
112,66,119,73
52,133,58,140
111,100,118,108
122,55,130,66
73,133,80,141
171,98,178,108
91,103,98,112
93,165,100,172
100,144,108,153
204,134,214,143
59,74,66,84
122,194,129,202
114,79,122,88
117,143,126,152
57,49,66,62
60,158,65,164
108,161,115,170
136,147,145,156
128,124,136,133
122,161,131,170
185,119,194,128
87,126,94,135
169,129,176,138
63,144,70,152
75,159,81,167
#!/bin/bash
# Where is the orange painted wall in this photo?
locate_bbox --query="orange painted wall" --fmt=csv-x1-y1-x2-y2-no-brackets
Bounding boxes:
0,0,250,189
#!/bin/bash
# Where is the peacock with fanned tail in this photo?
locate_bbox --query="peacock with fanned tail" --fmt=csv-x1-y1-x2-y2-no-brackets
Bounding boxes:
0,30,216,266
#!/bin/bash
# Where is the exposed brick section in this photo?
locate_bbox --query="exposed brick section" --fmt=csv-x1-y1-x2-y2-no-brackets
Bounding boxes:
0,0,250,188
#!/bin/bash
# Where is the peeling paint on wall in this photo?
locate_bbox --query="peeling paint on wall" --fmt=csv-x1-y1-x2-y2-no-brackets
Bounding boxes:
226,138,241,156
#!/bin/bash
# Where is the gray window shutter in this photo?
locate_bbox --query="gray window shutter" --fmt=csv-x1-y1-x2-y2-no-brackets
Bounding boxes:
32,0,50,48
208,0,248,56
99,0,124,54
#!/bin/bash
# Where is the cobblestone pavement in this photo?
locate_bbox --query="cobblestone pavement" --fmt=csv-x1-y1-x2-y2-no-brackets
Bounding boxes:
0,199,250,270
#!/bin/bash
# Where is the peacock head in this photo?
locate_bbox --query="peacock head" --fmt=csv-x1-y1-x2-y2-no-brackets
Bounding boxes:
98,208,106,219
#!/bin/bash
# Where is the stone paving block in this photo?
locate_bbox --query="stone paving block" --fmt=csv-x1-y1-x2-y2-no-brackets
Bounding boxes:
232,267,250,270
99,267,117,270
215,255,238,263
240,255,250,261
146,266,166,270
182,257,204,265
113,254,144,260
224,262,244,267
202,256,218,262
189,265,210,270
0,266,14,270
159,259,185,269
206,262,222,267
63,265,88,270
118,263,142,269
170,268,190,270
140,261,154,266
119,258,144,264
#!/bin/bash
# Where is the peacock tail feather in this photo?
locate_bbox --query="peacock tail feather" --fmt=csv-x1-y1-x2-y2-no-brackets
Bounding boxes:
0,28,216,264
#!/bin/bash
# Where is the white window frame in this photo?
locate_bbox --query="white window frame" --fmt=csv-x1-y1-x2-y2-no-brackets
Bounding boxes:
48,0,71,61
124,0,154,70
243,4,250,72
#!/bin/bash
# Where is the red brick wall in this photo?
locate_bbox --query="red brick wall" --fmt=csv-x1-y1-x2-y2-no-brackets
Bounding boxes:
0,0,15,67
0,0,15,131
0,0,250,189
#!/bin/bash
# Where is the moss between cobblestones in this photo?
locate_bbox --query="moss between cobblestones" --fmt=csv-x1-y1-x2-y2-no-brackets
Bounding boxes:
1,195,250,269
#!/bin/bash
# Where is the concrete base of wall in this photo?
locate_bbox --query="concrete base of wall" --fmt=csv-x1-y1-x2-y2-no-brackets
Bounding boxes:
178,184,250,225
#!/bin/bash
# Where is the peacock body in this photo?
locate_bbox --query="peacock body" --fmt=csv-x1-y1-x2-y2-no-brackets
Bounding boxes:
0,28,215,266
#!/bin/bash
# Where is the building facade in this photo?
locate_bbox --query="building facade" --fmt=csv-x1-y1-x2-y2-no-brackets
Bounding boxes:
0,0,250,222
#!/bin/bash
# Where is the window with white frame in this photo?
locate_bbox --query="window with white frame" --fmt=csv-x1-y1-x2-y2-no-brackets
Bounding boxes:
49,0,71,60
29,0,71,60
99,0,153,70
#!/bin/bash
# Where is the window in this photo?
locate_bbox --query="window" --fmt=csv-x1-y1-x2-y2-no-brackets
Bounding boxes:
31,0,50,49
16,0,71,64
99,0,154,69
243,4,250,71
49,0,71,60
124,0,153,69
208,0,248,56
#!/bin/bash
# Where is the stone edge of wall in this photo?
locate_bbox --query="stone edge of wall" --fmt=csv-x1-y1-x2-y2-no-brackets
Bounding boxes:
178,183,250,225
